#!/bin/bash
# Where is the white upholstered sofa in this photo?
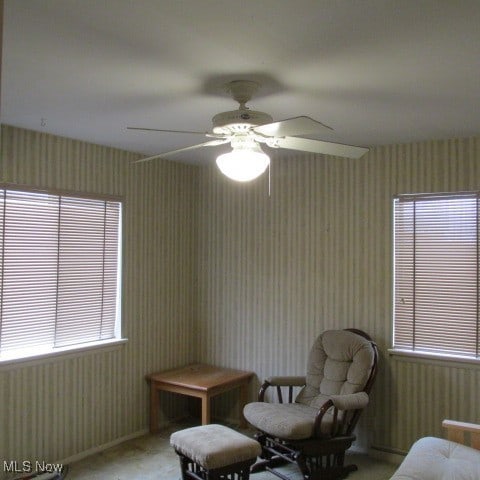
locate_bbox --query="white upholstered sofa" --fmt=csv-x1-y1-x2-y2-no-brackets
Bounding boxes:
390,419,480,480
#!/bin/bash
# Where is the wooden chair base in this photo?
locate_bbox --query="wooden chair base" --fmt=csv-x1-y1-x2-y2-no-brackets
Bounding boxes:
252,433,358,480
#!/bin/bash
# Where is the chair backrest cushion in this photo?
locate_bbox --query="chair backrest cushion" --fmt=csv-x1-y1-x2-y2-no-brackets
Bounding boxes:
296,329,375,408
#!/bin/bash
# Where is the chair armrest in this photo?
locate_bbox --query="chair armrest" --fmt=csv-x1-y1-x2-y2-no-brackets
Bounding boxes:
443,419,480,450
313,392,369,437
330,392,369,411
258,376,306,402
265,376,306,387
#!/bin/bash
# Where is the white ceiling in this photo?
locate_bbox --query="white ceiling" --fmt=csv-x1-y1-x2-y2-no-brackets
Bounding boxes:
2,0,480,165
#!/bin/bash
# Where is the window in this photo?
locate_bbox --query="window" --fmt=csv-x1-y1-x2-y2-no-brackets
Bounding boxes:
393,192,479,360
0,186,122,362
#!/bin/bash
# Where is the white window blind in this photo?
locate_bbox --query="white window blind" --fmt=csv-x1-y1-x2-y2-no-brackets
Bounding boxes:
0,187,122,360
393,192,479,359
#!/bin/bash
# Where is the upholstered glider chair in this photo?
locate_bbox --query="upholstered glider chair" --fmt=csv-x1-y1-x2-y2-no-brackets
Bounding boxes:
243,328,378,480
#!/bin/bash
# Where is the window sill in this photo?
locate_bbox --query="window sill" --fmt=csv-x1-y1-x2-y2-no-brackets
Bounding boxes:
389,348,480,367
0,338,128,370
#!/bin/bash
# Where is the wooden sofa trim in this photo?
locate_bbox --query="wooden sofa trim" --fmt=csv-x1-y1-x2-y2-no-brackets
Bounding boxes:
442,419,480,450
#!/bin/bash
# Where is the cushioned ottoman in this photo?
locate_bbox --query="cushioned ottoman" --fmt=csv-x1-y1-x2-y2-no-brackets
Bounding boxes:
170,424,261,480
390,436,480,480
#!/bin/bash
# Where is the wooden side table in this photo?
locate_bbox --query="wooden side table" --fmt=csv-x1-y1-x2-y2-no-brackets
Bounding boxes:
146,363,254,433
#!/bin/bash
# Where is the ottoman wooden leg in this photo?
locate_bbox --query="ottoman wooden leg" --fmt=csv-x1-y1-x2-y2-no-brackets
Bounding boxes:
176,453,255,479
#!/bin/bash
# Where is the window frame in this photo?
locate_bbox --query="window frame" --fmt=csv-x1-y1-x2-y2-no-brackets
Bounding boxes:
391,190,480,364
0,183,126,366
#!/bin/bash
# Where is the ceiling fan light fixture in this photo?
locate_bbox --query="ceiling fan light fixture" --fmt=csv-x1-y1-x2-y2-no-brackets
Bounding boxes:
216,142,270,182
132,80,370,168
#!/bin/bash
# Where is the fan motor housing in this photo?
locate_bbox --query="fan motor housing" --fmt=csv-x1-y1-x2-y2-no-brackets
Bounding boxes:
212,109,273,134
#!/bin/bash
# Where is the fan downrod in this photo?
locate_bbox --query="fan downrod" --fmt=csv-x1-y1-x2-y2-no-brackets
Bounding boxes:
225,80,260,109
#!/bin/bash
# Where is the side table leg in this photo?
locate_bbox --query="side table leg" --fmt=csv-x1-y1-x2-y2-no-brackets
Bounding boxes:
239,383,248,429
201,393,211,425
150,384,160,433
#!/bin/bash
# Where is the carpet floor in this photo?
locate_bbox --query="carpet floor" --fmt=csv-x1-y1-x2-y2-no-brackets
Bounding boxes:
68,422,398,480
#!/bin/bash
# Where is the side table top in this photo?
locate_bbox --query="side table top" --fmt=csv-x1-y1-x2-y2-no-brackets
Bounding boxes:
147,363,254,392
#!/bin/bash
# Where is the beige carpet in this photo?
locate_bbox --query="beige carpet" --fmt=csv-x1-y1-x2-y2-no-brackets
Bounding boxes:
68,422,398,480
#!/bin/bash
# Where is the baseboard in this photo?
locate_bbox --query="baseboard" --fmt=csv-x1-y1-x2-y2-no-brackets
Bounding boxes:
347,444,368,455
368,445,406,466
57,429,149,466
57,417,186,466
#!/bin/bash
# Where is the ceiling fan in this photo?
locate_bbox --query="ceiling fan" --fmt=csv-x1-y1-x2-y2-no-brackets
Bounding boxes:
129,80,369,181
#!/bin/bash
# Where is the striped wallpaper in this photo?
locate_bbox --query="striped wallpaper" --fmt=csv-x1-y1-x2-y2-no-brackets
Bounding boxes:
0,125,197,473
1,125,479,472
195,136,480,453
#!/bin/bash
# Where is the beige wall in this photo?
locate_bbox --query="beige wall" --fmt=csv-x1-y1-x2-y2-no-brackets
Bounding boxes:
0,125,198,469
196,137,480,453
1,125,479,468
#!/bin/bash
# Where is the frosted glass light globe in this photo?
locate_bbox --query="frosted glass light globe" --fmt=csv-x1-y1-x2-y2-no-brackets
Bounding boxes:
216,146,270,182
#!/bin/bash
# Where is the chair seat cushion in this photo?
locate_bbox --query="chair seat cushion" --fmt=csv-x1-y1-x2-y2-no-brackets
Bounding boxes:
390,436,480,480
170,424,261,470
243,402,330,440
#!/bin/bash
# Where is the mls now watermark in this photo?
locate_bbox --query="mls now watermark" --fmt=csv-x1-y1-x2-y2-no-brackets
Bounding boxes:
3,460,64,474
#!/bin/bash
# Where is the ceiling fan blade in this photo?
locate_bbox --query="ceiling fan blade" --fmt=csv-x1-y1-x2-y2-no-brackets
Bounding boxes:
271,136,369,159
253,116,333,137
134,139,229,164
127,127,208,135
